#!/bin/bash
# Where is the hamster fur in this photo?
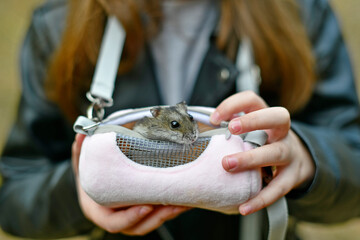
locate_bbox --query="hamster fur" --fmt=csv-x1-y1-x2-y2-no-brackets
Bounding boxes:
133,102,199,145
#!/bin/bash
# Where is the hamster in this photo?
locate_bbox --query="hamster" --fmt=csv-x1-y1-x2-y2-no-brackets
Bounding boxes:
133,101,199,145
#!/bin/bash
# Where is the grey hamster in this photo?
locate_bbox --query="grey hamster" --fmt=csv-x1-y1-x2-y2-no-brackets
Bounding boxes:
133,101,199,145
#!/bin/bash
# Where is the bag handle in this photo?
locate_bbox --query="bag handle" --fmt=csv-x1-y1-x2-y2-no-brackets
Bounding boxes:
84,16,288,240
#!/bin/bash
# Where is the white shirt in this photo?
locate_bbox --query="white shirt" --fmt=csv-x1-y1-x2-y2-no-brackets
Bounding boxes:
149,0,219,105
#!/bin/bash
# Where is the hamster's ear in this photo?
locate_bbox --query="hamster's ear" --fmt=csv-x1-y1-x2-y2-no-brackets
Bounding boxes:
150,107,161,118
176,101,187,113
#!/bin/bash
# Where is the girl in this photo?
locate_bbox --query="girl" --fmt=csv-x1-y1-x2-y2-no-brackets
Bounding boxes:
1,0,360,239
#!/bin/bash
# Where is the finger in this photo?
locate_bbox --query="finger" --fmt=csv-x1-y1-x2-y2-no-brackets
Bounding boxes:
239,167,296,215
228,107,291,141
72,134,86,176
71,143,80,176
72,134,86,159
210,91,268,125
98,205,154,234
122,206,189,236
222,141,290,172
75,133,86,149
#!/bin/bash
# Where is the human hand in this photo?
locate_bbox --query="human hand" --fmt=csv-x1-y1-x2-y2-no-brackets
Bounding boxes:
72,134,189,235
210,91,315,216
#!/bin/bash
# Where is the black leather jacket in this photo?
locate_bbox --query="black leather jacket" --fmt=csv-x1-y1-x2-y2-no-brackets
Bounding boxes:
1,0,360,239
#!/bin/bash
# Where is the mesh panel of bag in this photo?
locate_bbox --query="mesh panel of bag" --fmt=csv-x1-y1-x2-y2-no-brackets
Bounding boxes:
116,134,210,168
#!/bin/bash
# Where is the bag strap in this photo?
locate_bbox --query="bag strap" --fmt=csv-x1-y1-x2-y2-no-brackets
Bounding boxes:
235,35,288,240
86,16,126,121
239,198,288,240
267,197,288,240
235,37,261,94
82,16,288,240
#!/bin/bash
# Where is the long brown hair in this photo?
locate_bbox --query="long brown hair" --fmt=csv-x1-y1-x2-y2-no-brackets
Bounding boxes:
46,0,315,121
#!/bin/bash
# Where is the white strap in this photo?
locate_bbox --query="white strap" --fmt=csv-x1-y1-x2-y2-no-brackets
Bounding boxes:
240,210,262,240
90,16,126,101
235,37,261,93
266,197,288,240
243,130,268,147
237,40,287,239
73,116,98,135
240,197,288,240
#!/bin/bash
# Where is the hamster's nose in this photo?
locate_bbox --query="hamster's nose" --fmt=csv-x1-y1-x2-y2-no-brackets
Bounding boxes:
190,135,198,143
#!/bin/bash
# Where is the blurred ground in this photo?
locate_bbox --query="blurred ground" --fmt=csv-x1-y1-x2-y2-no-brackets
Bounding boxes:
0,0,359,239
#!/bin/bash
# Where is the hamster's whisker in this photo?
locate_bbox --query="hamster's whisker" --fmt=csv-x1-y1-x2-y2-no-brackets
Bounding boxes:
187,143,192,152
182,144,186,153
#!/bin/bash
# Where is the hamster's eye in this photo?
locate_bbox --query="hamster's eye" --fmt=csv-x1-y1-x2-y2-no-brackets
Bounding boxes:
188,114,194,121
170,121,180,129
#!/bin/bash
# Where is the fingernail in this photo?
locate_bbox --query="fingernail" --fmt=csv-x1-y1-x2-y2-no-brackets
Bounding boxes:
229,120,241,133
139,206,152,216
224,156,238,171
210,111,221,125
240,205,252,215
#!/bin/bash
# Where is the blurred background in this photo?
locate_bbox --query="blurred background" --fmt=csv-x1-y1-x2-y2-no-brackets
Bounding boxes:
0,0,359,239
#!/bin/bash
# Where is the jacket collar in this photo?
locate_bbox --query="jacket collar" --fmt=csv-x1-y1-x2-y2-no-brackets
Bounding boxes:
189,43,239,107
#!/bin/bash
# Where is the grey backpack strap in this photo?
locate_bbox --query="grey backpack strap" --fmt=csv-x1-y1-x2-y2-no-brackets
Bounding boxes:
239,197,288,240
243,130,268,147
240,210,262,240
266,197,288,240
237,38,288,240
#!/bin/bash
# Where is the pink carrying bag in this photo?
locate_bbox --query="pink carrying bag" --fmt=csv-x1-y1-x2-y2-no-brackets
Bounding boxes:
75,106,266,214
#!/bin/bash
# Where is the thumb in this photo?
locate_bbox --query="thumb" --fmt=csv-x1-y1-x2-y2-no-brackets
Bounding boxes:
72,134,86,176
